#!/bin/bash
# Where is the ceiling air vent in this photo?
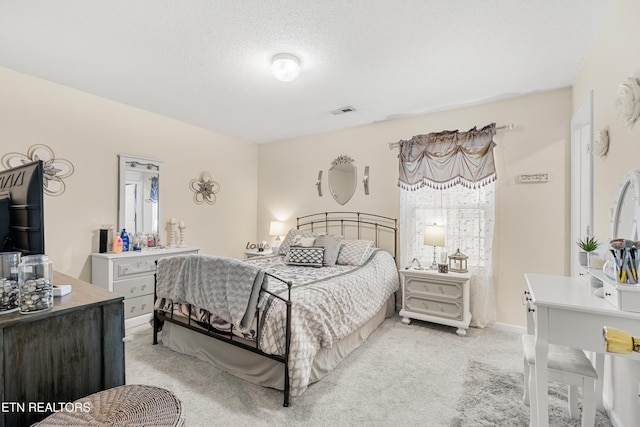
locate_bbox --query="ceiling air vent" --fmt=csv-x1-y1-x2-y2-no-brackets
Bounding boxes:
330,106,357,115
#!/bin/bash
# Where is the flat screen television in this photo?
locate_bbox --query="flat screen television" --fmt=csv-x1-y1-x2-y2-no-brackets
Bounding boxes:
0,160,45,256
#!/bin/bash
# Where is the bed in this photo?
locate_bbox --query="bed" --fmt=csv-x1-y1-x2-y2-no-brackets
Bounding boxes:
153,212,399,406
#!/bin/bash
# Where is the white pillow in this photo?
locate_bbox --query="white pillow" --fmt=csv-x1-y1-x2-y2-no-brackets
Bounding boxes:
299,237,316,247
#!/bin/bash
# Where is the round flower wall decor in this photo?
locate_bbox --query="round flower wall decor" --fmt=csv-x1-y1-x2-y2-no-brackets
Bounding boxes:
1,144,74,196
189,171,220,205
615,77,640,128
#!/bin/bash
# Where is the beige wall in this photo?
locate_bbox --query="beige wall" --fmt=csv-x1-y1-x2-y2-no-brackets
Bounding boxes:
1,57,575,329
0,66,259,282
258,88,572,327
574,0,640,241
573,0,640,424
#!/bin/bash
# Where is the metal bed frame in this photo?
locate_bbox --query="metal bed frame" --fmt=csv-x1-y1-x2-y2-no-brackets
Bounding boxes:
153,211,397,407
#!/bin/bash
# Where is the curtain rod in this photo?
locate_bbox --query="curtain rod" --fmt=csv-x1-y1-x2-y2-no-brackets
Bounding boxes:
387,123,515,150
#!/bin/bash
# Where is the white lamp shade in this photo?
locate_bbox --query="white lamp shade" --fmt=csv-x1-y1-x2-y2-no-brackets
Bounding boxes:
271,53,301,82
424,225,445,247
269,221,285,236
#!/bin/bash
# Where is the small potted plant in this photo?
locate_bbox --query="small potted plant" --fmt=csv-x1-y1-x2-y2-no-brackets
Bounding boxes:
577,235,600,268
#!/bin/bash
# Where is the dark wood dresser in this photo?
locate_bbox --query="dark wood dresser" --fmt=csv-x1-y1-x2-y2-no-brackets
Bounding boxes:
0,271,125,427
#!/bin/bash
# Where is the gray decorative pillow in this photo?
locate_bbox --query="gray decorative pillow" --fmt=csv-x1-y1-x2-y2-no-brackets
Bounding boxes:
337,240,375,266
278,229,316,255
285,246,325,267
314,234,343,266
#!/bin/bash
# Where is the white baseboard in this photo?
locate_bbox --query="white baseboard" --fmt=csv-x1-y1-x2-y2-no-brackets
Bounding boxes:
125,313,152,331
608,407,625,427
492,321,526,335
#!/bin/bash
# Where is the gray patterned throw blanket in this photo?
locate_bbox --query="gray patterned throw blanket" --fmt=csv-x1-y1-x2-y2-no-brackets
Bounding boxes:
156,254,267,330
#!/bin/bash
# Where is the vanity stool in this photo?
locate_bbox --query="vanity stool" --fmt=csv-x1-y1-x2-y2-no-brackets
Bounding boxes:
522,334,597,427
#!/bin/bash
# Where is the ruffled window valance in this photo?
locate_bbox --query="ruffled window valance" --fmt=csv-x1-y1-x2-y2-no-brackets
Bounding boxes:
396,123,497,190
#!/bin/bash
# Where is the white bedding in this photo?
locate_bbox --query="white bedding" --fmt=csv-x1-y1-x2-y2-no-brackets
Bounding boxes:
155,248,399,397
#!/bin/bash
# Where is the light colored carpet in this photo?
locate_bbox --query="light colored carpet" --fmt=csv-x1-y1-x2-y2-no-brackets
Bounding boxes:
450,360,611,426
125,315,612,426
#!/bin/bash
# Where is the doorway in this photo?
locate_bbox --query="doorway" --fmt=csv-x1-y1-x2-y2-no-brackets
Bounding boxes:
570,91,594,277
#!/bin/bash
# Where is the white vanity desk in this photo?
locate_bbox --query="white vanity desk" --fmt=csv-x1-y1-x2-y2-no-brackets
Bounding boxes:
524,273,640,427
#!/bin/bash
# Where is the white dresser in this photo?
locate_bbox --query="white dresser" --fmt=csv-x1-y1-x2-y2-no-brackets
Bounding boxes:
91,247,199,320
399,268,472,336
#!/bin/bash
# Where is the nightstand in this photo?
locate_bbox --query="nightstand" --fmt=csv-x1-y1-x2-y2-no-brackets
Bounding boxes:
399,268,472,336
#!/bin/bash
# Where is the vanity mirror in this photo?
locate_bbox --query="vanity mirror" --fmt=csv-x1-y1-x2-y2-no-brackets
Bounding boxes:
118,155,162,235
611,169,640,240
328,155,357,205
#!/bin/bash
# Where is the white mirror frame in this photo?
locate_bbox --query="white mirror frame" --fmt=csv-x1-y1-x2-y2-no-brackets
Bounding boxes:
611,169,640,240
118,154,163,235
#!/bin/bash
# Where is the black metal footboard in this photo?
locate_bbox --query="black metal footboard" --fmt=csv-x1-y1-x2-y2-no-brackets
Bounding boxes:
152,270,293,407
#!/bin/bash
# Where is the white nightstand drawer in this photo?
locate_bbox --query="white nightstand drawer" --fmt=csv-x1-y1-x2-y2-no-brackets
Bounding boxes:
405,295,463,320
124,294,154,319
404,275,462,300
113,276,154,299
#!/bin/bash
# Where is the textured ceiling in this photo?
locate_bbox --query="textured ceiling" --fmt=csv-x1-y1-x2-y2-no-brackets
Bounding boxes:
0,1,613,144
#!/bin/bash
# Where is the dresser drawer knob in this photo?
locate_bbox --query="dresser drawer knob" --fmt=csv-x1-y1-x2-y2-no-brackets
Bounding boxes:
439,286,444,294
130,287,136,294
528,307,535,313
130,306,136,313
605,292,612,297
141,284,147,292
439,304,444,312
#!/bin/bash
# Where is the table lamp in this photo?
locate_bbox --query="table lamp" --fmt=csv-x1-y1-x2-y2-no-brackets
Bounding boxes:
269,221,285,253
424,224,445,270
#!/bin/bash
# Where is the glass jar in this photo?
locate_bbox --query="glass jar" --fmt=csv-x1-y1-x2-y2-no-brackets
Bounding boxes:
0,252,21,314
19,254,53,314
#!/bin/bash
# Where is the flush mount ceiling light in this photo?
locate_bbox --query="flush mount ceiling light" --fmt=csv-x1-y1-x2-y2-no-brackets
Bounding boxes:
271,53,300,82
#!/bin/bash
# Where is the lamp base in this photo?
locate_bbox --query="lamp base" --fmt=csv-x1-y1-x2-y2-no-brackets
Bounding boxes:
429,246,438,269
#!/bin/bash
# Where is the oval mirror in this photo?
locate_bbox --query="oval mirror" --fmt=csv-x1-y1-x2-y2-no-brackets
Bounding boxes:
118,155,162,236
611,170,640,240
328,155,357,205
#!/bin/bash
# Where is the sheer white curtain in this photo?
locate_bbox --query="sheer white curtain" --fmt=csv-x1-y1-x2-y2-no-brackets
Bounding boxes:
400,182,496,327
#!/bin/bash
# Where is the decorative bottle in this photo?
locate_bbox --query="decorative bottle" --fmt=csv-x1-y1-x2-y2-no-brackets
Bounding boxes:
112,236,123,254
120,229,130,252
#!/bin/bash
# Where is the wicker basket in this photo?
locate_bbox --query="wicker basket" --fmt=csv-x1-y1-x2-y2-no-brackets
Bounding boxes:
32,384,185,426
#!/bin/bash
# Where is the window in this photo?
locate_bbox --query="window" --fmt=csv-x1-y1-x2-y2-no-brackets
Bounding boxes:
400,182,496,327
401,183,494,268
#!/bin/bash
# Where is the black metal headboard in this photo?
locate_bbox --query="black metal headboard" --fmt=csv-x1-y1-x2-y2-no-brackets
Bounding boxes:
296,212,397,260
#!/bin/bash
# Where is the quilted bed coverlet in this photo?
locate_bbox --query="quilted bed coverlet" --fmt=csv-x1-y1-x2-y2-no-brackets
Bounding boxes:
156,249,399,397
